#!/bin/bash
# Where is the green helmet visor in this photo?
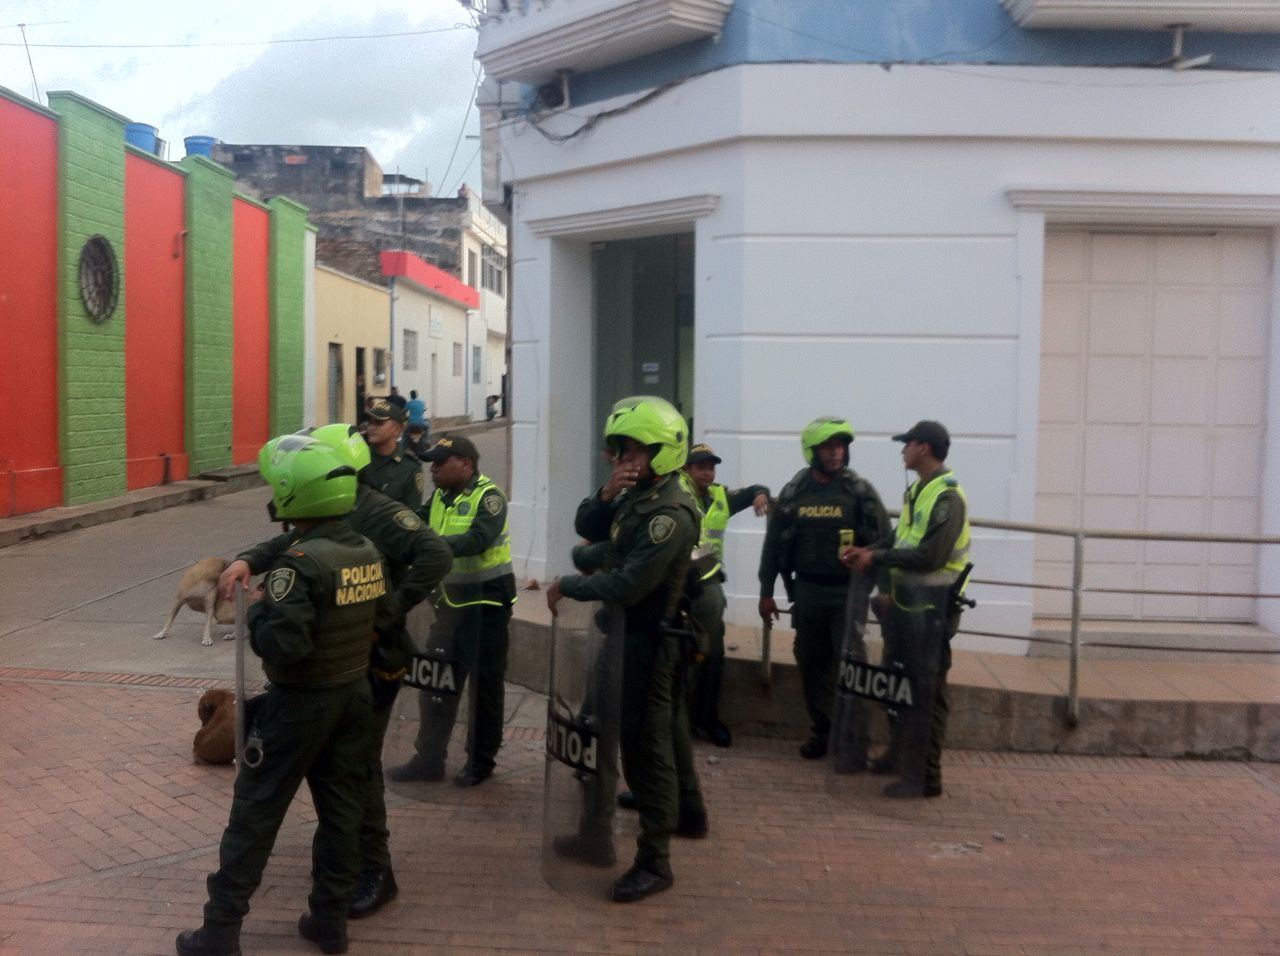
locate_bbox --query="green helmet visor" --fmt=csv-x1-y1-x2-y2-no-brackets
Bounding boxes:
801,417,855,466
603,395,688,476
259,434,358,519
306,423,372,473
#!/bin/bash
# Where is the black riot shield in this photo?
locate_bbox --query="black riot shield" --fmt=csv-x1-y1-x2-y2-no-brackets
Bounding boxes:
384,595,512,800
542,600,628,899
828,578,947,816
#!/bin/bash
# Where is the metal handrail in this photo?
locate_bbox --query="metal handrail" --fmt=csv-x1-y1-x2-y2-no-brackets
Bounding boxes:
965,517,1280,727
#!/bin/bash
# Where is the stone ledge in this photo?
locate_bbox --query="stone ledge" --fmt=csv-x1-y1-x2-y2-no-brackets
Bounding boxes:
0,471,263,550
503,615,1279,762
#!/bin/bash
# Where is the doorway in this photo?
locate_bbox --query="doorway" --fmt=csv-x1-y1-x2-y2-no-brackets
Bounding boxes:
591,233,694,485
354,346,367,422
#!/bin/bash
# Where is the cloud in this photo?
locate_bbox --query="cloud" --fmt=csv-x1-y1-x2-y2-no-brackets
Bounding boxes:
162,8,481,194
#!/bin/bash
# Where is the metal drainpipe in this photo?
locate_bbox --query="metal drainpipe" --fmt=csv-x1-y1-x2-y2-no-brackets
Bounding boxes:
389,275,397,392
1067,532,1083,728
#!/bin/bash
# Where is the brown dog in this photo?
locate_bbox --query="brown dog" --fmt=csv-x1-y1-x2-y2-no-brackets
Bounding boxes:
154,557,236,646
193,688,236,764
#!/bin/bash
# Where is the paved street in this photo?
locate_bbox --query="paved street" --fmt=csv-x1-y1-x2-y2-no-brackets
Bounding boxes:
1,468,1279,953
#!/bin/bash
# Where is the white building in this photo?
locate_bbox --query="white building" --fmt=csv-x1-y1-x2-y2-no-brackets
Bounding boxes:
474,0,1280,645
381,251,480,421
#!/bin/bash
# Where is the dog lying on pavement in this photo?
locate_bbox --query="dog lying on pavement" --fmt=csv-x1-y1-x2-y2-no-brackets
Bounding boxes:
193,688,236,764
154,557,236,646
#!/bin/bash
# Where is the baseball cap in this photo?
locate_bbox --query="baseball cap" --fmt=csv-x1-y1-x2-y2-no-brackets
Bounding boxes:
421,434,480,463
367,398,406,424
891,420,950,459
686,443,722,466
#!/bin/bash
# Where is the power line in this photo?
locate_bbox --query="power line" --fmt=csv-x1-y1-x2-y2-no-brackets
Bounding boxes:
0,24,471,50
17,23,41,103
437,68,482,194
442,143,481,198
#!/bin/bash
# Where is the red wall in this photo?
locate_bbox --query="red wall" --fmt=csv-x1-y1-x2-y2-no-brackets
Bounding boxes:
232,199,270,465
0,98,61,516
125,153,188,489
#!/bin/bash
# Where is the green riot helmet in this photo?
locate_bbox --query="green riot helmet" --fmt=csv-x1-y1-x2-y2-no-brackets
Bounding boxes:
603,395,689,476
258,433,358,519
801,416,855,467
306,423,372,473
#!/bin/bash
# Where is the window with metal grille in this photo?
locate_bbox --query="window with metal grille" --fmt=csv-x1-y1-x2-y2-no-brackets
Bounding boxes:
452,342,463,377
403,329,418,371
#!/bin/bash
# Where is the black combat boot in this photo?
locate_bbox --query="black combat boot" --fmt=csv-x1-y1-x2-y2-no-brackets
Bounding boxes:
298,911,348,954
676,806,709,839
611,863,673,903
175,924,241,956
453,763,493,787
799,734,828,759
348,866,398,919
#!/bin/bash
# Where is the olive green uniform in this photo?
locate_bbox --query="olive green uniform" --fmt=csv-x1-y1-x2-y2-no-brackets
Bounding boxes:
235,484,453,876
364,447,425,508
201,521,386,934
688,482,769,733
411,474,516,775
561,473,702,878
868,469,968,790
758,467,889,743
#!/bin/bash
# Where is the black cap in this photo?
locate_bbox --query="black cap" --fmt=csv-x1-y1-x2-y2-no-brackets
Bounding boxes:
421,434,480,463
891,420,950,460
367,398,406,424
686,443,722,466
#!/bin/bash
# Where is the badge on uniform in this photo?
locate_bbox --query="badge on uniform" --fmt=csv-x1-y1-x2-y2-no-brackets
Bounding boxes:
394,510,423,531
415,472,425,493
483,492,502,515
457,502,471,516
267,567,296,602
648,514,676,544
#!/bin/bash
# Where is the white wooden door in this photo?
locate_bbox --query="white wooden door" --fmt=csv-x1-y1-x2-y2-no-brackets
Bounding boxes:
1036,230,1271,621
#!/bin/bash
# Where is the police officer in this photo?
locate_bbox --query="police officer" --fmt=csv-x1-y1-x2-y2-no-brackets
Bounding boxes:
363,397,425,507
546,396,705,904
843,420,970,798
683,443,770,747
389,434,516,787
217,424,454,921
178,434,387,956
758,417,890,760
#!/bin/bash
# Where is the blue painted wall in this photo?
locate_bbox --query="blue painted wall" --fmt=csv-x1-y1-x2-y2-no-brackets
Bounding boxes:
559,0,1280,109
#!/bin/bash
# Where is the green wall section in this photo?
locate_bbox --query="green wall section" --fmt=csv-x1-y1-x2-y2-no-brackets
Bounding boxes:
49,92,128,506
268,196,308,435
181,155,236,475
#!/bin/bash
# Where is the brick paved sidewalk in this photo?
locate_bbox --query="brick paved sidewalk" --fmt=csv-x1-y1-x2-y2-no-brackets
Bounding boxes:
2,674,1278,956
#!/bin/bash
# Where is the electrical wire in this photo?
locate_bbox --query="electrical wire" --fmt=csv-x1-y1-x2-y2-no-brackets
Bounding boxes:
437,67,483,195
442,143,482,198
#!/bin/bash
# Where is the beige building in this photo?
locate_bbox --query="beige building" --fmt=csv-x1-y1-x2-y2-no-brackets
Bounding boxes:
313,266,391,426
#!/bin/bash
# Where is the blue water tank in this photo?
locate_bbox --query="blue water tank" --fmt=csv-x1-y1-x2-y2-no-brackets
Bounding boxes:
124,123,158,153
184,136,218,158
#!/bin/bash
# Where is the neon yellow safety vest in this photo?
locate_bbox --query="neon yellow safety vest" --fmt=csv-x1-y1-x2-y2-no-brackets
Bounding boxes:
697,484,730,580
890,471,970,605
428,474,513,607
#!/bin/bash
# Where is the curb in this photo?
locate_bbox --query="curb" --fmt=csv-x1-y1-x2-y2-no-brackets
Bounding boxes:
0,469,263,550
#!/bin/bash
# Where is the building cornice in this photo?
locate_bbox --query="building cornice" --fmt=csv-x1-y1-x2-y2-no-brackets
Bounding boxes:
477,0,734,86
1008,186,1280,225
1001,0,1280,32
526,193,719,239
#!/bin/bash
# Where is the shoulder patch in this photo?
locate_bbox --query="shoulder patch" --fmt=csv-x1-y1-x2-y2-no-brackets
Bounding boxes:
932,504,951,525
415,471,425,493
482,491,503,515
267,567,297,602
394,509,423,531
648,514,676,544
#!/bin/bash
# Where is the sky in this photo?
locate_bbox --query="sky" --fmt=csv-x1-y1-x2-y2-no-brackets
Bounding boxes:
0,0,484,196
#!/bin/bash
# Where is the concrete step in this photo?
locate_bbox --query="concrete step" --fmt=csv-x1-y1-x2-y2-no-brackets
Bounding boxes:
1030,619,1280,663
